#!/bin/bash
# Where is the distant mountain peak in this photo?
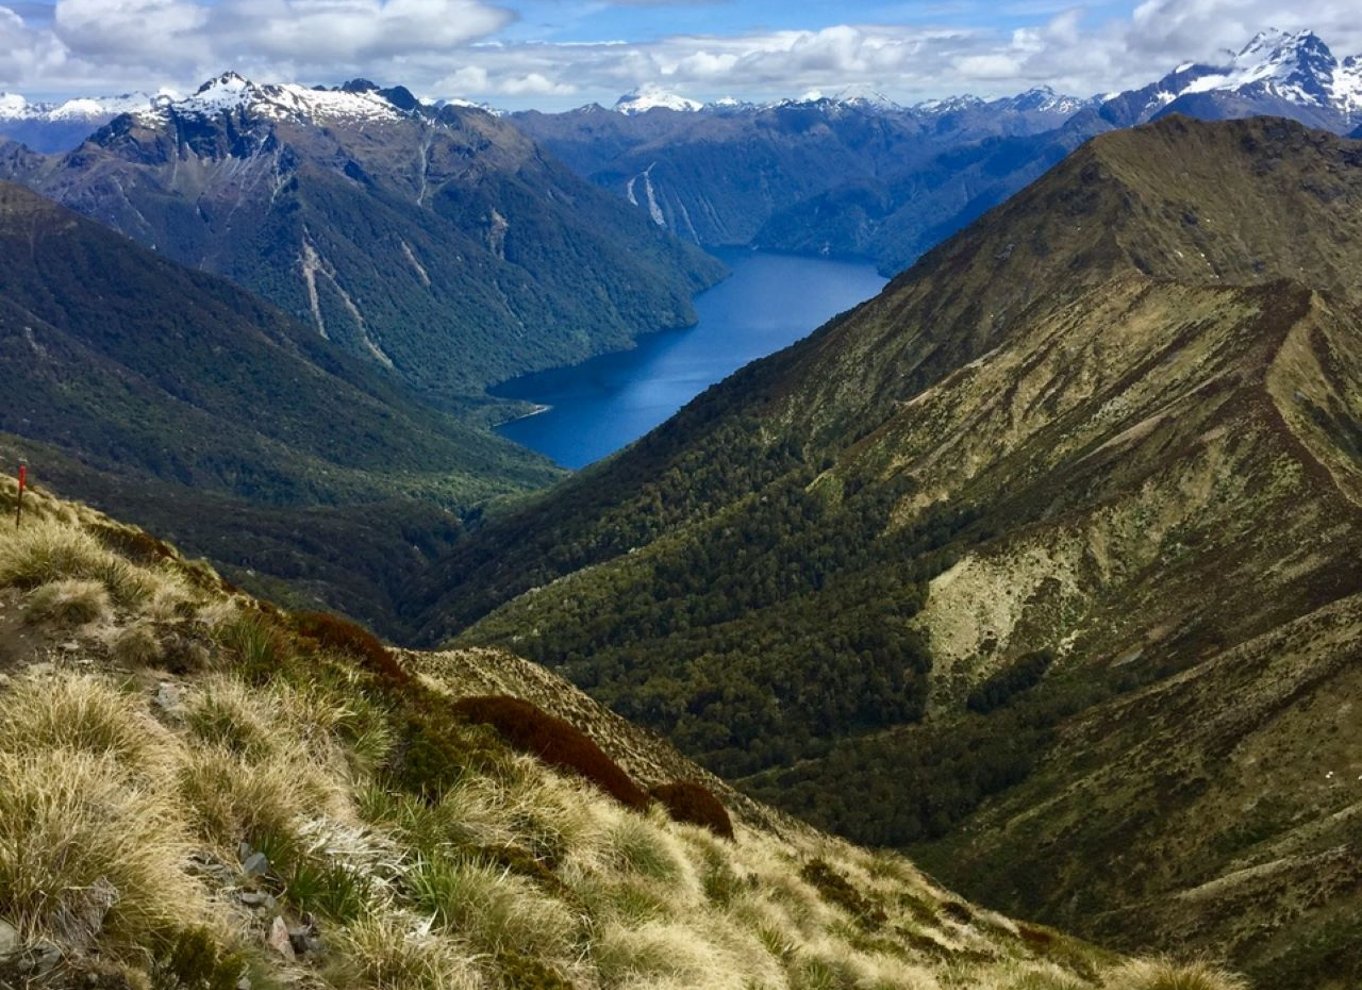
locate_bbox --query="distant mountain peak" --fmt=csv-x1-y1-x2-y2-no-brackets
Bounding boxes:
0,90,157,122
140,72,413,126
614,84,703,114
1104,28,1362,126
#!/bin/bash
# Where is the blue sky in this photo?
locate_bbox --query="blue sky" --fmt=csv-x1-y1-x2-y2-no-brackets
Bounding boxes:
1,0,1358,106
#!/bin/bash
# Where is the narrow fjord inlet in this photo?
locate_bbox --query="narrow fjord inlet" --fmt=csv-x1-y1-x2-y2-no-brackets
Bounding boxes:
492,250,888,467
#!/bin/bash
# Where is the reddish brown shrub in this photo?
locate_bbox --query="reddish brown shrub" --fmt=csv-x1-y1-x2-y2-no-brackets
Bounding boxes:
451,695,649,810
650,781,734,839
292,611,409,686
1017,923,1055,947
91,523,175,564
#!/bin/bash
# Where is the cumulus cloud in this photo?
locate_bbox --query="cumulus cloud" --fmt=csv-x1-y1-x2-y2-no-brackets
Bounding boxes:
3,0,1362,108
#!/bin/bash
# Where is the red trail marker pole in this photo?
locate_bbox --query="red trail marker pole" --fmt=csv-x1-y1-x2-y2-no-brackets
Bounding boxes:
15,462,26,528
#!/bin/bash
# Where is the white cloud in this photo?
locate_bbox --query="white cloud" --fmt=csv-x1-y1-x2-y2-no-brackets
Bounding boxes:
3,0,1362,109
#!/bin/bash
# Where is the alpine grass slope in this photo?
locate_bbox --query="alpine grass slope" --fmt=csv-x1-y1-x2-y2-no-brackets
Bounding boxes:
0,475,1247,990
408,116,1362,988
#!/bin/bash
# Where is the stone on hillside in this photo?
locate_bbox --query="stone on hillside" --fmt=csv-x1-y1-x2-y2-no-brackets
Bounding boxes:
241,852,269,877
265,917,294,960
0,919,19,958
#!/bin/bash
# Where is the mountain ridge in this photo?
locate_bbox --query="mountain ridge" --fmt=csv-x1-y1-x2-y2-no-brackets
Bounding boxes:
402,115,1362,987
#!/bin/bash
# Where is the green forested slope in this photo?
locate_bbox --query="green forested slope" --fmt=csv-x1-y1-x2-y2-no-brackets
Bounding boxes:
407,116,1362,984
0,180,561,626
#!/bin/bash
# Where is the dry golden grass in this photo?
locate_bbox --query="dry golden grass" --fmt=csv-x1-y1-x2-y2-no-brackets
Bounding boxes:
0,750,205,953
1102,959,1249,990
327,913,482,990
23,578,112,627
0,672,173,778
0,494,1255,990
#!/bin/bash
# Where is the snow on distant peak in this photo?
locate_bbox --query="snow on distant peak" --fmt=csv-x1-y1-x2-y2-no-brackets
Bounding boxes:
1182,29,1341,107
913,94,985,114
0,90,157,122
1333,54,1362,114
614,84,703,114
138,72,409,126
1005,85,1089,114
0,93,29,119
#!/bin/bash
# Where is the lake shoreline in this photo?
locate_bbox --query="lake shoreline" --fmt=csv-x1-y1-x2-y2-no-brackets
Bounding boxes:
494,250,887,469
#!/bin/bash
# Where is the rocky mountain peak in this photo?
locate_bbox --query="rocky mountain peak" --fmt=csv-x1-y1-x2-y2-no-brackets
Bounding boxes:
138,71,411,129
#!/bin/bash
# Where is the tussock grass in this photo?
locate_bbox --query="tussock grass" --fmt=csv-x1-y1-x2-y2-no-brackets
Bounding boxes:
23,578,112,627
0,517,162,606
0,750,204,952
176,743,344,856
1103,959,1249,990
1002,963,1091,989
328,913,482,990
0,672,172,778
594,917,737,989
107,620,163,665
408,854,579,959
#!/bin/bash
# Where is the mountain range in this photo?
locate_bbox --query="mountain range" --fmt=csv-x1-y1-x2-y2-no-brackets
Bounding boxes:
1,72,723,407
401,115,1362,988
513,29,1362,276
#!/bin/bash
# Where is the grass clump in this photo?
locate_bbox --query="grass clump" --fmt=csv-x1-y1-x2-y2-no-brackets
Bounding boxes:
0,673,170,777
23,578,112,627
0,517,160,606
328,913,481,990
150,926,248,990
108,620,164,666
1102,959,1249,990
407,854,578,960
0,750,202,953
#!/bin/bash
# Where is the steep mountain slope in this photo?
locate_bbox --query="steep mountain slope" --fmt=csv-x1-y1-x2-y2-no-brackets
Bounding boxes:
512,91,1087,265
5,74,723,407
406,116,1362,985
0,477,1244,990
0,179,561,628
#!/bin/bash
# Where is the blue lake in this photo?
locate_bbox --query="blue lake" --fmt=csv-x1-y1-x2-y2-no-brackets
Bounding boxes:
492,249,888,468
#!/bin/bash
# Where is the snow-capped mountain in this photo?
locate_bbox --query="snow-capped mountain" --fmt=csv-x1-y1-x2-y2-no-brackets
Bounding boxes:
135,72,411,126
614,85,703,114
1101,29,1362,129
998,86,1095,115
0,91,160,152
0,91,157,121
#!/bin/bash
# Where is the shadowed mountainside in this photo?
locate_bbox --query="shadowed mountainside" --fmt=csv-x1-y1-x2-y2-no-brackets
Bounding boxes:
0,180,562,628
